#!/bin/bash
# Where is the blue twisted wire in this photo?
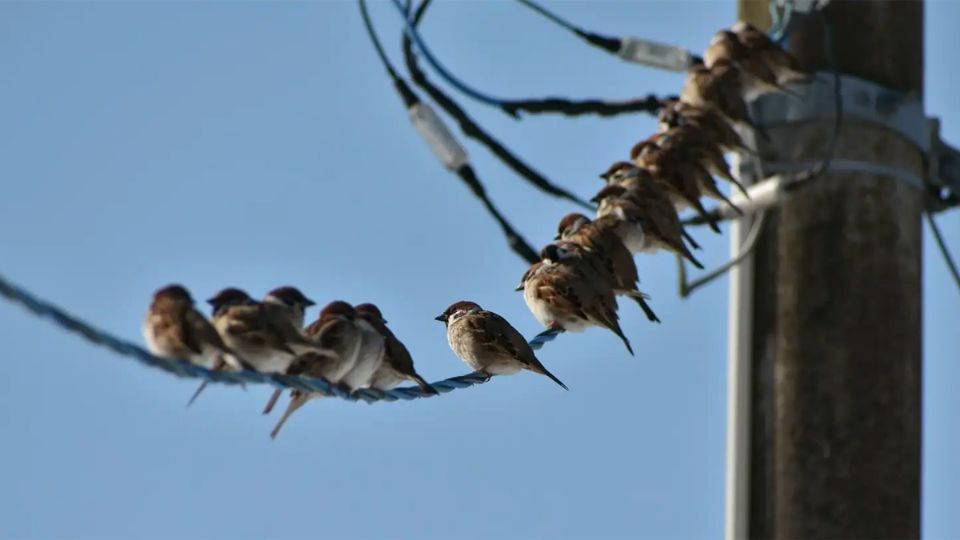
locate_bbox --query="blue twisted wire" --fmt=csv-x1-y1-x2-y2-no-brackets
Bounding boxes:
529,327,564,350
0,274,568,403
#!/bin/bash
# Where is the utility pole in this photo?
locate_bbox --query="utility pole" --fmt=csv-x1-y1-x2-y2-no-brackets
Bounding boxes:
730,1,924,539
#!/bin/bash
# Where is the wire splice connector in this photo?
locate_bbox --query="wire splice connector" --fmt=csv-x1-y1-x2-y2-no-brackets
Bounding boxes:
409,102,469,171
618,37,697,71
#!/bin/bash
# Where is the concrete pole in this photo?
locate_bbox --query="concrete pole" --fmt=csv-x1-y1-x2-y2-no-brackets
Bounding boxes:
734,1,924,538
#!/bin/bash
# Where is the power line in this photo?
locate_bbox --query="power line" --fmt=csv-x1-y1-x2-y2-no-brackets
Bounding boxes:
0,274,566,402
926,211,960,294
388,0,668,118
358,0,418,108
516,0,615,50
515,0,702,69
359,0,540,264
401,0,592,211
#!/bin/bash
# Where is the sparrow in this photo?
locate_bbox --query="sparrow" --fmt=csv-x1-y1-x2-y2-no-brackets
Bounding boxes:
657,98,756,156
143,284,253,407
592,169,705,268
303,301,364,383
435,300,567,389
263,300,363,415
555,213,661,322
261,286,315,329
339,303,386,392
204,288,330,407
680,59,770,141
704,29,799,100
356,303,437,394
629,142,726,232
731,21,813,86
142,284,249,371
207,288,314,374
268,351,343,439
655,127,750,199
518,244,635,355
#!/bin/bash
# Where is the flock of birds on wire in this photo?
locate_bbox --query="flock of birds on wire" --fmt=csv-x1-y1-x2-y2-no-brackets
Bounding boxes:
141,22,811,438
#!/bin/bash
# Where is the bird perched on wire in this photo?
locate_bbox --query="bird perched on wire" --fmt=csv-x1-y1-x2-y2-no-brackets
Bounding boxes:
261,286,315,329
599,161,705,249
554,214,660,323
435,300,567,389
680,59,770,141
705,29,800,100
207,288,320,374
354,303,437,394
654,127,750,199
262,300,363,416
594,168,704,269
142,284,251,372
630,140,734,230
518,244,635,355
268,351,343,439
341,304,385,393
731,21,813,87
267,301,385,437
658,99,757,156
200,287,331,407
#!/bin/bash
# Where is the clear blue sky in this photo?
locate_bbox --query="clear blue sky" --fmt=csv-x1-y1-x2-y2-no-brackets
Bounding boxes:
1,2,957,539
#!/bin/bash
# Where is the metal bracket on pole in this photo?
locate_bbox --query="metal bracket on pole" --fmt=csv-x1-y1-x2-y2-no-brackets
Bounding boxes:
752,73,932,151
748,73,959,213
928,119,960,211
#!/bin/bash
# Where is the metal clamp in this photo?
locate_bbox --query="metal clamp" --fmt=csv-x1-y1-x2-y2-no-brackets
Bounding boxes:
750,73,933,152
749,74,959,211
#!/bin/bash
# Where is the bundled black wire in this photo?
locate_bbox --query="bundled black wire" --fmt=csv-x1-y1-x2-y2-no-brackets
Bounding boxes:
401,0,592,211
514,0,703,66
359,0,538,264
391,0,669,119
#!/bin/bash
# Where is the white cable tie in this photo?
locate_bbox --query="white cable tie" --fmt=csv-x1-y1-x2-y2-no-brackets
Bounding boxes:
617,37,693,72
408,102,469,171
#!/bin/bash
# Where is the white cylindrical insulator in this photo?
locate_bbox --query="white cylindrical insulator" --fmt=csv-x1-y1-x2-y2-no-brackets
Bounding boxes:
409,102,469,171
618,37,693,72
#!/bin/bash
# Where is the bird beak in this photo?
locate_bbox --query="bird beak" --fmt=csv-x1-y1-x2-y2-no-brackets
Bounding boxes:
206,298,216,306
590,195,601,203
434,314,446,322
598,173,608,181
304,298,316,307
514,283,524,292
553,233,561,240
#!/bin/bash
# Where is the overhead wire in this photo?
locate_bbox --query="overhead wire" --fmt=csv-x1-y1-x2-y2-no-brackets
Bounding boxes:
0,274,572,403
400,0,592,211
359,0,539,264
388,0,668,118
926,211,960,295
514,0,704,67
